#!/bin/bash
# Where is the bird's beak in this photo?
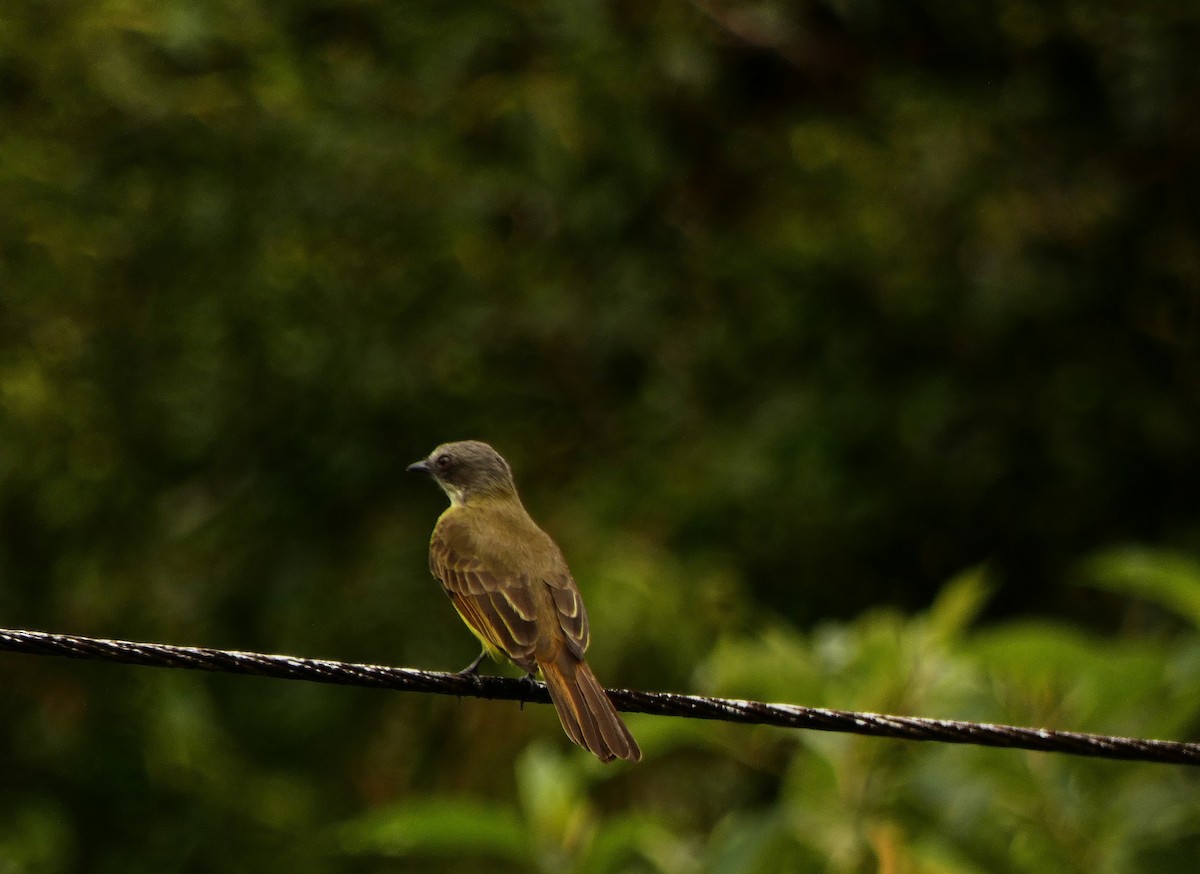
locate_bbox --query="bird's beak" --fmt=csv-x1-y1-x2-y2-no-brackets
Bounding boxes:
406,459,431,474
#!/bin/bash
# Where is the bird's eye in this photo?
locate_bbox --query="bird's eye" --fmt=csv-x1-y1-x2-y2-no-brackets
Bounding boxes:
435,454,452,469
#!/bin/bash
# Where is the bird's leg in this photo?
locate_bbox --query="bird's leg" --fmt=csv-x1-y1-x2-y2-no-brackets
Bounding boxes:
518,670,540,711
456,648,488,685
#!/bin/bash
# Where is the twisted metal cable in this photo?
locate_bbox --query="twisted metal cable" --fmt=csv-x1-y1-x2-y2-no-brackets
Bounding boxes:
1,626,1197,766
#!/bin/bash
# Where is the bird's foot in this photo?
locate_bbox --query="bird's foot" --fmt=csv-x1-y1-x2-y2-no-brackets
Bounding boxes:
455,650,487,687
518,671,541,711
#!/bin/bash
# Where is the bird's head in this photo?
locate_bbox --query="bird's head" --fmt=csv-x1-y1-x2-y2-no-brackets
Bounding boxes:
407,440,518,506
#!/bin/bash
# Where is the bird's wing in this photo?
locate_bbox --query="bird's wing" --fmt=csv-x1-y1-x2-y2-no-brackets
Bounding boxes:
546,571,590,659
430,529,539,661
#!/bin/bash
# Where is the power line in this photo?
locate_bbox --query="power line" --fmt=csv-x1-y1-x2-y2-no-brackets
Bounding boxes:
1,626,1196,766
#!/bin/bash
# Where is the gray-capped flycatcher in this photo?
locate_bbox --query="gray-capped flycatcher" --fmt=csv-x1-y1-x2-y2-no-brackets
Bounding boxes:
408,440,640,763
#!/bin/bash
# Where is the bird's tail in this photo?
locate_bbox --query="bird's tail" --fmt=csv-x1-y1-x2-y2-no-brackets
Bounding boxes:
540,650,641,763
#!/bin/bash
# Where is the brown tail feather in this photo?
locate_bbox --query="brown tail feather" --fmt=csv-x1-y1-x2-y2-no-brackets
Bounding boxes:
540,652,641,763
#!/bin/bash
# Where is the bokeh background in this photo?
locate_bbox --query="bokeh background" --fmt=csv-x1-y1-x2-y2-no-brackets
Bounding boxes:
3,0,1200,870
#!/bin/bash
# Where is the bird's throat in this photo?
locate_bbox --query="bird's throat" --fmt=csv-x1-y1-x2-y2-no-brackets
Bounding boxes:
437,481,467,507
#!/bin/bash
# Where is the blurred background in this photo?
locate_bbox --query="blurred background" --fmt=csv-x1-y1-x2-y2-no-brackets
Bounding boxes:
3,0,1200,870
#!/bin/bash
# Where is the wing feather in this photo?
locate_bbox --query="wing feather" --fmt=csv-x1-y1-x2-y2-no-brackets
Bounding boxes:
548,574,590,658
429,512,591,664
430,525,540,661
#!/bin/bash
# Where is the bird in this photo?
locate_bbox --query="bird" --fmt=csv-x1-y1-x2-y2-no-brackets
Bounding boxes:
407,440,641,763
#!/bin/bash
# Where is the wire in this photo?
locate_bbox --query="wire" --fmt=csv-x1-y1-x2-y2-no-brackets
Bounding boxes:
1,626,1196,766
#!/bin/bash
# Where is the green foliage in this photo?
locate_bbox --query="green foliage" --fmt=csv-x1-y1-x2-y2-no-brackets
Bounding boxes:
335,797,528,863
2,0,1200,870
1079,547,1200,629
322,572,1200,873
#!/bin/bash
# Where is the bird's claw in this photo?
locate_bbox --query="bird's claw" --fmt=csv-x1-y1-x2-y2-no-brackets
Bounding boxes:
455,651,487,687
518,672,540,711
